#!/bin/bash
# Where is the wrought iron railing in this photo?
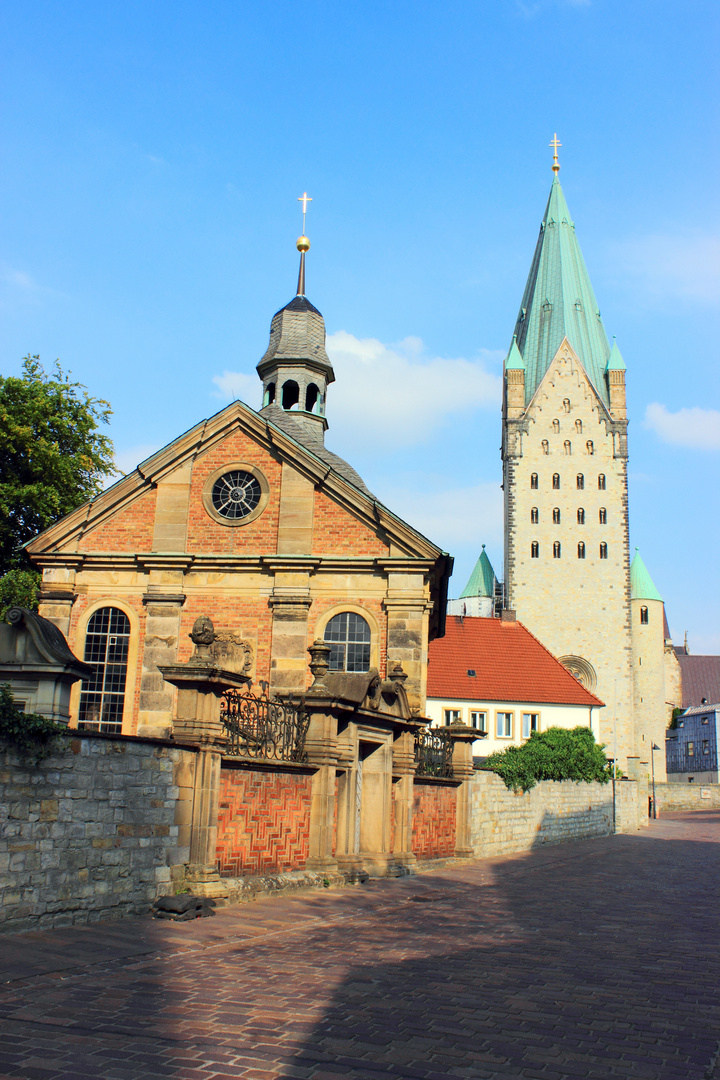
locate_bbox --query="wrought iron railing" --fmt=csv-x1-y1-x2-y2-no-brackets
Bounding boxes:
220,687,310,763
414,728,454,779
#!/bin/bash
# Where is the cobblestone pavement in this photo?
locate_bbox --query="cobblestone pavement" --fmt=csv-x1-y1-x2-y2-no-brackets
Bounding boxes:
1,812,719,1080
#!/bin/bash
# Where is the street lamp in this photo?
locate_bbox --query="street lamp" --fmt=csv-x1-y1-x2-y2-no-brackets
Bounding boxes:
650,742,661,819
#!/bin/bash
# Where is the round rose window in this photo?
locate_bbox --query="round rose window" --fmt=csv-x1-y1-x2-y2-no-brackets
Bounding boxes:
211,470,263,520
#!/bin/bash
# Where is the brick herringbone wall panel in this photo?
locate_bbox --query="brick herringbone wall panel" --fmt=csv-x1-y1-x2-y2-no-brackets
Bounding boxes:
412,782,456,859
216,767,312,876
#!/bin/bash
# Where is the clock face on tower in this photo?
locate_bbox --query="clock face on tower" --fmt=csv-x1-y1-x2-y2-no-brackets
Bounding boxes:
211,470,262,520
202,462,270,526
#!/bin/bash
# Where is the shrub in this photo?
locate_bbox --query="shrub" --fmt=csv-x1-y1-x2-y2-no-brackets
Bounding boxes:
0,683,66,763
480,726,614,792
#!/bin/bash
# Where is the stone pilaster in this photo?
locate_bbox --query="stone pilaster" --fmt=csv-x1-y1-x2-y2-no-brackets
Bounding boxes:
384,583,431,712
392,728,417,870
449,725,477,858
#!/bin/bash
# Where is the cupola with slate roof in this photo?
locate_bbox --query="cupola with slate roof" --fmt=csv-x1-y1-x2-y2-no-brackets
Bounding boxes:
257,203,335,444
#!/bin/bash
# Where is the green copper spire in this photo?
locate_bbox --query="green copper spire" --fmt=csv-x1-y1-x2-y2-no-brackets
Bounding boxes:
459,545,496,599
505,335,525,370
630,549,663,602
606,338,626,371
513,177,611,406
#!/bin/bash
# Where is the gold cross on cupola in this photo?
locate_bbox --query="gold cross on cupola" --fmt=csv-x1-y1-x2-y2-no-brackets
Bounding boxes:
550,133,562,175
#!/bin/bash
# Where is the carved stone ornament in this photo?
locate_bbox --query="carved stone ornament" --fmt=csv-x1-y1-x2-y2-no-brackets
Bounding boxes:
210,633,254,677
189,616,216,664
308,639,331,687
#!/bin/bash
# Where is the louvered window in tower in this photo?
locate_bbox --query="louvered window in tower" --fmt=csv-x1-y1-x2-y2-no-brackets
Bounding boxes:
531,473,538,489
552,473,560,490
598,474,606,490
531,507,539,524
599,542,608,560
577,508,585,524
531,542,539,558
553,541,561,559
552,507,561,524
599,507,607,524
577,473,584,490
578,542,585,559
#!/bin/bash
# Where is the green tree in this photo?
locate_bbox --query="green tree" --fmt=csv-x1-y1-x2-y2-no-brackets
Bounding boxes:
0,568,41,620
0,355,116,577
481,726,614,792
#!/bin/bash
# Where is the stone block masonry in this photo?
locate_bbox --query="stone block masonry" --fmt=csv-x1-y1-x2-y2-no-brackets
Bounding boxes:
655,781,720,814
470,771,619,857
0,731,197,934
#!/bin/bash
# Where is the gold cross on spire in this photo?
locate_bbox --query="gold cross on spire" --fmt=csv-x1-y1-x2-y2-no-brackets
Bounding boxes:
550,133,561,175
298,191,312,233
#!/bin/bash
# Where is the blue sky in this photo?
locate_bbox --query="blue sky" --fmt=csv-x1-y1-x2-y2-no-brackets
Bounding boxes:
2,0,718,650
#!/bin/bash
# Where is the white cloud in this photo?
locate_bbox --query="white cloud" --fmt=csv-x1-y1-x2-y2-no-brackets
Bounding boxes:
211,331,502,453
212,370,258,403
613,232,720,305
326,331,502,451
114,444,162,476
371,478,503,550
644,403,720,451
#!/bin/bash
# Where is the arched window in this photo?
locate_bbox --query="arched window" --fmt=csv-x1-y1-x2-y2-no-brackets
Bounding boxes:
599,542,608,560
599,507,607,524
564,440,572,455
552,473,560,490
305,383,320,412
531,541,539,558
552,419,560,433
577,541,586,559
324,612,371,672
78,607,131,735
598,474,606,490
640,606,649,625
264,382,276,407
531,507,539,524
282,380,299,409
541,439,549,455
577,473,584,490
586,440,594,455
577,508,585,524
575,419,583,434
530,473,538,490
553,541,561,559
562,398,571,413
552,507,561,524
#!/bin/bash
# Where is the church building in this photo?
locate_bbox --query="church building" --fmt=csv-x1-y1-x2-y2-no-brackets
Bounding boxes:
501,143,676,774
26,226,452,738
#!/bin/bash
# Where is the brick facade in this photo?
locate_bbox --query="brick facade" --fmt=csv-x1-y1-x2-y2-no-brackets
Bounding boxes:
216,765,313,876
411,780,457,859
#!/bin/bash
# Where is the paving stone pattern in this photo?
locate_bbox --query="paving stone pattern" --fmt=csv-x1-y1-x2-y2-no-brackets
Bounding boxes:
0,811,718,1080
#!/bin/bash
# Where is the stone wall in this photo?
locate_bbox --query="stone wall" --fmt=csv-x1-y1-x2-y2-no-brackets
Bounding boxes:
470,772,621,858
0,731,196,934
655,782,720,813
216,764,313,876
412,780,457,860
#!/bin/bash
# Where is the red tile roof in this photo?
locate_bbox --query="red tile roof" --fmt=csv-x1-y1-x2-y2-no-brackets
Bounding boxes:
427,616,604,707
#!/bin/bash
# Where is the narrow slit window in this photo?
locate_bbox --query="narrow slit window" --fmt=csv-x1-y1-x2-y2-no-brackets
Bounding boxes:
578,541,585,559
562,398,571,413
552,473,560,490
586,440,594,455
553,541,561,559
531,507,539,524
575,419,583,434
577,508,585,524
599,542,608,559
531,473,539,490
598,474,606,490
599,507,607,524
577,473,584,490
552,419,560,433
531,541,539,558
541,439,549,455
553,507,561,524
640,606,649,624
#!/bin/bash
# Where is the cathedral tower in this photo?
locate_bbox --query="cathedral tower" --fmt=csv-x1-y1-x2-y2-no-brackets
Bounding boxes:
502,153,634,763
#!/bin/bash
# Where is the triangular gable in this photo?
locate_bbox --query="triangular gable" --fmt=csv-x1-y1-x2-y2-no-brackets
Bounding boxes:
26,398,444,562
525,337,612,423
